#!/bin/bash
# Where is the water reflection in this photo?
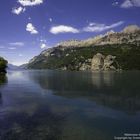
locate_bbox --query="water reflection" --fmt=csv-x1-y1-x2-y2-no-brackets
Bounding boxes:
29,70,140,113
91,72,115,88
0,74,7,105
0,70,140,140
0,72,66,140
0,74,7,86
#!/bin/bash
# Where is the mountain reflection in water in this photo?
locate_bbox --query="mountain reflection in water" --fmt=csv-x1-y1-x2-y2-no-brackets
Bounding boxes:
0,70,140,140
29,70,140,114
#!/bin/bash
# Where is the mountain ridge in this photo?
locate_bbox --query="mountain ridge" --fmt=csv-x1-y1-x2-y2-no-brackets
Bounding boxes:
54,25,140,49
27,25,140,71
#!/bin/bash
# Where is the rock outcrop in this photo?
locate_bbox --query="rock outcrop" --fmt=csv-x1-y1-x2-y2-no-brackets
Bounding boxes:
91,53,105,71
91,53,119,71
103,55,117,70
79,62,91,71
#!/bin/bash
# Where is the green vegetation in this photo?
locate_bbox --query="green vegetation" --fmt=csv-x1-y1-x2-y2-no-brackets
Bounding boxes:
28,44,140,70
0,57,7,73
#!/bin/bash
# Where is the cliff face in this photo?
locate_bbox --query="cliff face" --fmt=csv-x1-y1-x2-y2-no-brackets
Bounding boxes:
27,25,140,71
0,57,7,73
91,53,119,71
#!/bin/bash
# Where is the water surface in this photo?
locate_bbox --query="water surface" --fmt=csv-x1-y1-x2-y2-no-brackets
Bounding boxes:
0,70,140,140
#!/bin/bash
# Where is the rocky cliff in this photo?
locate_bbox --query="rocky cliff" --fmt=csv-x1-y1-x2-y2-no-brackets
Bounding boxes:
91,53,119,71
27,25,140,71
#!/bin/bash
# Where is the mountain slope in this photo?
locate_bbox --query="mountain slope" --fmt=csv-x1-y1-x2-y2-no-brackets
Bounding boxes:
27,25,140,71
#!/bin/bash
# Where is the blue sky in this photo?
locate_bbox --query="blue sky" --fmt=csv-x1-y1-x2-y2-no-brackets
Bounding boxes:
0,0,140,65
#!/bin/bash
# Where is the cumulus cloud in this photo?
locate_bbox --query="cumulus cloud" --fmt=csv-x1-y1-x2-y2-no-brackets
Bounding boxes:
9,42,24,46
121,0,140,8
50,25,80,34
18,0,43,6
40,43,47,49
26,23,38,34
12,6,26,15
83,21,124,32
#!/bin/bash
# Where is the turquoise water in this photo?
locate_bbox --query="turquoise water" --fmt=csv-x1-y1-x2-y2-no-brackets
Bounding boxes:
0,70,140,140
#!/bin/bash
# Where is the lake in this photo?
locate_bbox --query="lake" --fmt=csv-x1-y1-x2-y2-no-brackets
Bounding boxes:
0,70,140,140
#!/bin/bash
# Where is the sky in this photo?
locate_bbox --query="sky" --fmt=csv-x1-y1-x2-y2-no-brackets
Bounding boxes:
0,0,140,65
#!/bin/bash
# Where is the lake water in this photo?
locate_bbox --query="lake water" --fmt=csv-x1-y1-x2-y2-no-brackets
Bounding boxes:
0,70,140,140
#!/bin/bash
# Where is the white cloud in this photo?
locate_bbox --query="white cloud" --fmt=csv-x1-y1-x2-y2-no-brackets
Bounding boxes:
26,23,38,34
12,6,26,15
121,0,133,8
40,43,47,49
39,39,48,49
121,0,140,8
49,21,124,34
40,39,47,43
83,21,124,32
9,42,24,46
49,18,53,22
50,25,80,34
18,0,43,6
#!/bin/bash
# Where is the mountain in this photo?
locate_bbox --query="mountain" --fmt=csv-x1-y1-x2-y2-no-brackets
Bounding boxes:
7,64,20,70
56,25,140,49
7,63,28,70
0,57,7,73
27,25,140,71
19,63,28,69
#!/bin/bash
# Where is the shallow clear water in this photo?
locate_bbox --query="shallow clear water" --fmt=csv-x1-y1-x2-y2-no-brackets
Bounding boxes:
0,70,140,140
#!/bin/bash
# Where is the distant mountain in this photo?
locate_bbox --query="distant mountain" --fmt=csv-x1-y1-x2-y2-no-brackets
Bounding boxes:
7,63,27,70
27,25,140,71
7,64,20,70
